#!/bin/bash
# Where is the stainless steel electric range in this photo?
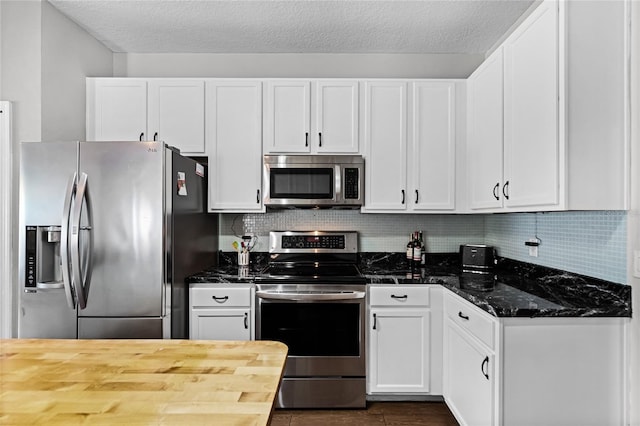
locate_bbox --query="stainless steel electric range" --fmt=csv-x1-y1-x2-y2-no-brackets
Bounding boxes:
255,231,367,409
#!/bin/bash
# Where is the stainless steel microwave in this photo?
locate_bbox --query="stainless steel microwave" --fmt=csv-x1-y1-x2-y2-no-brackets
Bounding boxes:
263,155,364,208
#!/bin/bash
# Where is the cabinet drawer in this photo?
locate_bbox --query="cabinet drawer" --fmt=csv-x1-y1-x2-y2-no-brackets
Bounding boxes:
445,292,496,349
369,286,429,307
190,287,251,307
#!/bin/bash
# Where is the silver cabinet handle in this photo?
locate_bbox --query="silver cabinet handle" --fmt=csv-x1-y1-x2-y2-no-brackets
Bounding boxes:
70,173,93,310
61,173,77,309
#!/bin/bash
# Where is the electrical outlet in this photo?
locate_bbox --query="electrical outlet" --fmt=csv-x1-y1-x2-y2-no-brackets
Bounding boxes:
633,250,640,278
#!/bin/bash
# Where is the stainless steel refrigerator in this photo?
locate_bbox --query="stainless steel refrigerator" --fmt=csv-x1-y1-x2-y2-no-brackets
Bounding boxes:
18,141,218,339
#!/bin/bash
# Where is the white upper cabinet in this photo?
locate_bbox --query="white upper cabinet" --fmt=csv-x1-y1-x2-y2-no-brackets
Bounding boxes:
467,49,505,211
364,80,462,213
87,78,206,155
264,80,311,153
206,80,263,212
503,1,559,209
87,79,147,142
410,82,457,211
466,0,629,212
147,80,205,155
315,81,359,153
263,80,360,154
363,81,408,211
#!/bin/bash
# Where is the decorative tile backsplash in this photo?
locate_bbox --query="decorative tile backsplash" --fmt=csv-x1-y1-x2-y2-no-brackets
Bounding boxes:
219,210,485,253
485,211,627,284
219,210,627,283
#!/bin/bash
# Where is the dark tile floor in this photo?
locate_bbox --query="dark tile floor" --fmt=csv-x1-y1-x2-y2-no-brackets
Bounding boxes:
269,401,459,426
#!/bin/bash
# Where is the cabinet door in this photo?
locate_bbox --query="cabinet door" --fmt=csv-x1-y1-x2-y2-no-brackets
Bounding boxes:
147,80,205,155
467,49,505,211
411,82,456,211
315,81,359,153
444,321,495,426
87,79,147,141
504,1,559,209
190,308,250,340
369,308,430,393
363,81,407,211
264,80,311,153
206,80,263,212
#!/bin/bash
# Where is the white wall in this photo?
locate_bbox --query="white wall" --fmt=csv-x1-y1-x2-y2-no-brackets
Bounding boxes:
628,2,639,424
114,52,483,78
41,1,112,141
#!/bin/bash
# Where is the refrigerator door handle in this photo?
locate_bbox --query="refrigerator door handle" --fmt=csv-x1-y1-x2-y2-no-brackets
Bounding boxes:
60,173,77,309
70,172,93,310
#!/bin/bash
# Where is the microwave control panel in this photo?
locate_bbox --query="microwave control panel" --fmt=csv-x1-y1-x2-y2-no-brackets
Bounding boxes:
344,168,359,199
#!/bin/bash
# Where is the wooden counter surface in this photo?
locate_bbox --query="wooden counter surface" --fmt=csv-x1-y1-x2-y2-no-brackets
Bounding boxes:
0,339,287,425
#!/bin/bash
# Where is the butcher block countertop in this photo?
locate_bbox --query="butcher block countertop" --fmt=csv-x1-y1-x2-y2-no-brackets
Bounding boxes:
0,338,288,425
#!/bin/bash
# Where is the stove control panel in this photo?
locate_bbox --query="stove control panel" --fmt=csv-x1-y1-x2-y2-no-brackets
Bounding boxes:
270,231,358,254
282,235,345,249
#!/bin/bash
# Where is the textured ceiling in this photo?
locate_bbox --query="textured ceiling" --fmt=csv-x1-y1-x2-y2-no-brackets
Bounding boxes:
47,0,535,54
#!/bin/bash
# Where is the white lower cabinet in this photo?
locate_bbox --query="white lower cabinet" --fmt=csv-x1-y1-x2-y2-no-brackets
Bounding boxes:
368,286,442,395
443,290,626,426
189,284,253,340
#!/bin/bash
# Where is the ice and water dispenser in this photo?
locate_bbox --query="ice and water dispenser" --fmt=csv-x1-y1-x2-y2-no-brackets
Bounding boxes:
24,226,64,290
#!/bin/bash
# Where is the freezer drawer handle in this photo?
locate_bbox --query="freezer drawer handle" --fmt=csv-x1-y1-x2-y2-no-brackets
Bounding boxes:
212,295,229,303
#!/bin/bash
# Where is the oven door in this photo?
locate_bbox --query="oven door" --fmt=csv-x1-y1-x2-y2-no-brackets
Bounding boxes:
255,285,366,377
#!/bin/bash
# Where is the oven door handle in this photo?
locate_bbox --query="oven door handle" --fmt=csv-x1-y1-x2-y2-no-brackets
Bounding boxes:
256,291,366,301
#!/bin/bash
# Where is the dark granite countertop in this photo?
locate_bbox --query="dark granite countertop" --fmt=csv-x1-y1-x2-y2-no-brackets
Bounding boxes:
187,251,632,318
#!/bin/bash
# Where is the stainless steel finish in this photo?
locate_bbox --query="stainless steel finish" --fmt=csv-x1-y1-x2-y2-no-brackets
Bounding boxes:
256,290,365,301
276,378,366,409
263,154,363,208
78,142,164,318
269,230,358,254
18,141,218,339
78,317,162,338
19,142,78,338
70,172,92,310
61,173,76,309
